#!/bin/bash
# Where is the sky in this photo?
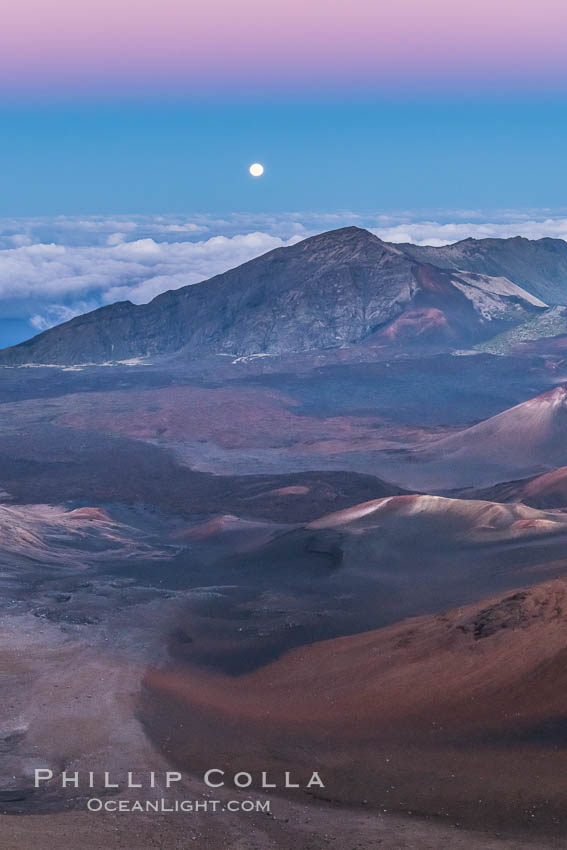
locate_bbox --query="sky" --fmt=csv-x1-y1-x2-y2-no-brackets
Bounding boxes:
1,0,567,97
2,97,567,216
0,0,566,346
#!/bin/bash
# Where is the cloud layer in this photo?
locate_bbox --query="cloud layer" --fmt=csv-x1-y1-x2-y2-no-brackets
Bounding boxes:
2,211,567,344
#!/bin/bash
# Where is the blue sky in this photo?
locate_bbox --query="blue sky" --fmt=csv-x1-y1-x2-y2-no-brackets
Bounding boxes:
1,96,566,216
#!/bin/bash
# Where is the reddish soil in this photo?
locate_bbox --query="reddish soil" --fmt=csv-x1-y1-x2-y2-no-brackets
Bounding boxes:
142,578,567,836
375,307,452,344
467,466,567,510
66,506,112,522
57,385,402,450
522,467,567,507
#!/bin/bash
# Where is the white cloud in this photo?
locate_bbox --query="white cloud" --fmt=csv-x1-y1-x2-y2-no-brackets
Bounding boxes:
372,217,567,246
29,302,100,332
8,229,302,332
106,232,128,246
0,232,304,305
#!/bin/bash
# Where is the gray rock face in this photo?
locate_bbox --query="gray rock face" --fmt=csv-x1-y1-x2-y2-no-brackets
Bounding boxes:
400,236,567,306
0,227,551,365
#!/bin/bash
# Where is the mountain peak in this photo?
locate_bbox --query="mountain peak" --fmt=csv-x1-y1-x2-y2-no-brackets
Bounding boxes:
287,225,395,258
305,225,373,239
0,227,556,366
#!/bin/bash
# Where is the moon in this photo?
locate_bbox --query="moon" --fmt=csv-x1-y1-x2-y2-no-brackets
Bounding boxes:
249,162,264,177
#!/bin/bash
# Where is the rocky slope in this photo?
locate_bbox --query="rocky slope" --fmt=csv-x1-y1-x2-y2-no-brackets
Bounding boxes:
427,382,567,458
475,305,567,354
471,465,567,509
386,385,567,490
143,577,567,833
306,492,567,543
0,227,548,365
401,235,567,305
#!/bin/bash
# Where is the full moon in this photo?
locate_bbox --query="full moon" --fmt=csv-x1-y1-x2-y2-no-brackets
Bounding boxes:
249,162,264,177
